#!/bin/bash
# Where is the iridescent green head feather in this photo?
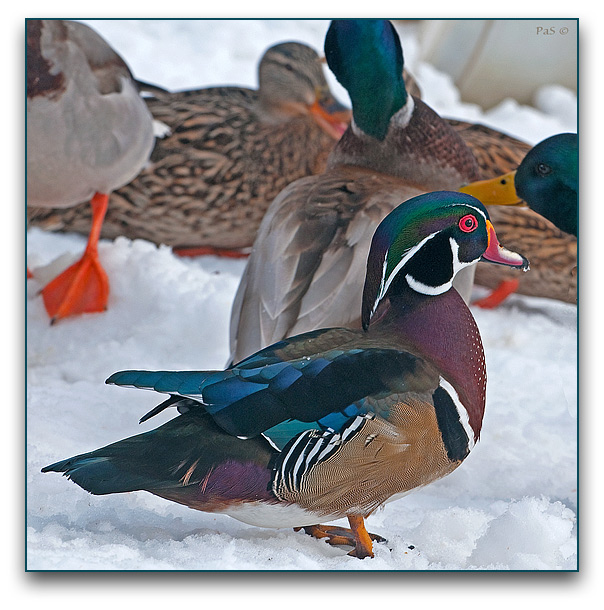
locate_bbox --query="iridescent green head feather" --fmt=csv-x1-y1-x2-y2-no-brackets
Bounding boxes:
325,19,408,140
362,192,529,329
515,133,577,236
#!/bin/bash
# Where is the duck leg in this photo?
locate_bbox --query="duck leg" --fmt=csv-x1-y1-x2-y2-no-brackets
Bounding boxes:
41,192,110,323
295,516,385,559
347,515,377,559
473,278,520,309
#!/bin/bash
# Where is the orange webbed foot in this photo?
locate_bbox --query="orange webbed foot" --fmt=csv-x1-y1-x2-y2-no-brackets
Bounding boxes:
41,250,109,323
295,516,385,559
473,278,520,309
40,192,110,323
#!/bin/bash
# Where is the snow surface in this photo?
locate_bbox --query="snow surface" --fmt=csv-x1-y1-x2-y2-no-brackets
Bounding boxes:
26,19,578,571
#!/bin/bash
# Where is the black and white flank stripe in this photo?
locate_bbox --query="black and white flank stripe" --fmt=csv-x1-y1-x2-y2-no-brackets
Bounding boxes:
432,376,476,462
272,414,373,498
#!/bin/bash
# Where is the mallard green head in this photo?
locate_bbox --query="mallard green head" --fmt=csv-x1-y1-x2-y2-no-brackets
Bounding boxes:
324,19,407,140
515,133,577,236
459,133,578,236
324,19,480,187
362,191,529,329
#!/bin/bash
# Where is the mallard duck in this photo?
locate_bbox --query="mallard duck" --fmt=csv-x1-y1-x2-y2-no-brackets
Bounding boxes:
42,191,528,560
447,120,532,178
27,40,351,256
228,19,517,364
459,132,577,307
27,19,155,321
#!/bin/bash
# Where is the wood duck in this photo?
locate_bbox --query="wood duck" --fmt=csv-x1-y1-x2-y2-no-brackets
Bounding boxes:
459,132,577,307
27,40,351,258
42,191,528,560
228,19,518,364
27,19,155,322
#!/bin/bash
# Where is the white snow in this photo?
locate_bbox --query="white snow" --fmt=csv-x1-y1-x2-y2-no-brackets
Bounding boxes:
26,19,578,572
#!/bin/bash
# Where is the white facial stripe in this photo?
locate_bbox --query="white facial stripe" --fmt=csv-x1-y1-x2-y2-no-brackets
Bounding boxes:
404,237,479,296
372,205,487,304
439,376,476,450
446,203,488,222
405,274,451,295
370,250,390,320
371,231,439,314
450,237,481,271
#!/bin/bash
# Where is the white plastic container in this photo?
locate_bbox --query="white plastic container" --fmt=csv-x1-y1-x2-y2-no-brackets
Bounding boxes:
417,19,577,109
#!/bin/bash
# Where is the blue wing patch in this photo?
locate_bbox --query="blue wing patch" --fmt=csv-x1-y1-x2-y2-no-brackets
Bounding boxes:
106,341,422,446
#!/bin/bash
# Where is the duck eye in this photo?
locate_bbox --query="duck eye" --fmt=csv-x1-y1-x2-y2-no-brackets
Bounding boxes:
536,162,552,176
459,214,478,233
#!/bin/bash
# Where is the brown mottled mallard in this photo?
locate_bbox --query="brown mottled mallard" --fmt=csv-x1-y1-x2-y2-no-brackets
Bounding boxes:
27,19,155,321
27,40,351,256
455,126,577,306
446,119,532,178
228,19,520,364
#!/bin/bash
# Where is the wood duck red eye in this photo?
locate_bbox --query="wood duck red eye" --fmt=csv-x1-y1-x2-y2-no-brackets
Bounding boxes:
459,214,478,233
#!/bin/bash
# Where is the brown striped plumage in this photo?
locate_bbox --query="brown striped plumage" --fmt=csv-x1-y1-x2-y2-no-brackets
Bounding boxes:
447,121,576,304
27,42,349,252
447,120,531,177
274,397,458,517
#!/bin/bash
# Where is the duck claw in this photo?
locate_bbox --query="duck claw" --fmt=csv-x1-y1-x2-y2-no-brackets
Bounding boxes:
295,521,386,558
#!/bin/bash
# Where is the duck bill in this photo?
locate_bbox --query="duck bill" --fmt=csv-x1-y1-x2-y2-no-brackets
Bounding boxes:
482,220,530,270
459,171,522,206
310,90,351,139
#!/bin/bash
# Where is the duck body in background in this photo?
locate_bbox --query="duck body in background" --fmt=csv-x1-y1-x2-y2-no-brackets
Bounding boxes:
27,19,155,321
27,41,351,256
228,19,508,364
